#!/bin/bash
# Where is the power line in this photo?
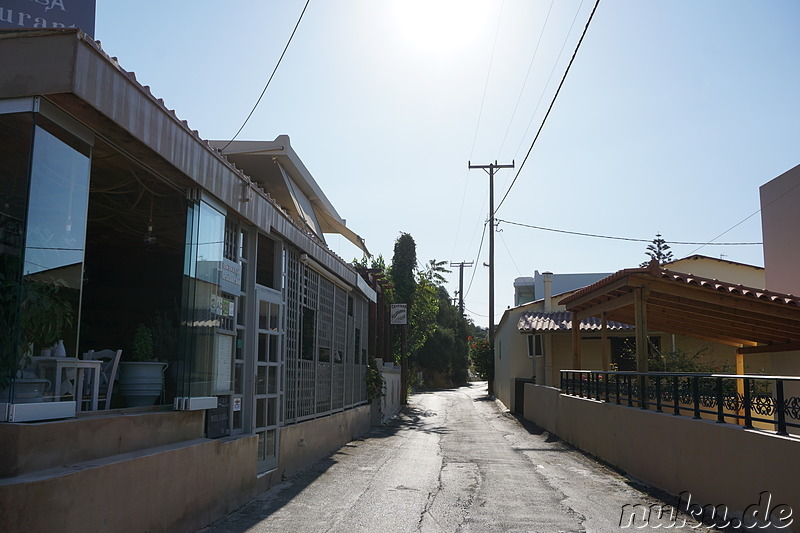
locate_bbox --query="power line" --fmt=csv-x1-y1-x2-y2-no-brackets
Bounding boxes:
687,175,800,255
496,218,762,245
469,0,506,160
495,0,601,213
464,221,488,299
221,0,310,151
495,0,556,158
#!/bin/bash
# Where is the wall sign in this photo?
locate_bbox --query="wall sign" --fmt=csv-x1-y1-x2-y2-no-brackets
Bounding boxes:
0,1,97,38
390,303,407,325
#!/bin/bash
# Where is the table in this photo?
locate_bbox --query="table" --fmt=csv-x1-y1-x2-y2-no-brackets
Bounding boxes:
33,357,102,412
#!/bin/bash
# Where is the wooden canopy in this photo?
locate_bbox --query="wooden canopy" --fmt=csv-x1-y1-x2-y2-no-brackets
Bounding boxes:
558,261,800,371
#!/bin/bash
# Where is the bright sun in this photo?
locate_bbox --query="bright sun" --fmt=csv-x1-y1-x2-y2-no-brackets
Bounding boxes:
391,0,492,55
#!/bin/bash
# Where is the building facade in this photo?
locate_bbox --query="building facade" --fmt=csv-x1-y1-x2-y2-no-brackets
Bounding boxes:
0,29,383,531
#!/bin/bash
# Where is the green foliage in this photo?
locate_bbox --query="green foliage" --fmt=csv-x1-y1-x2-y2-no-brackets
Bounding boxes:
0,270,74,387
130,324,155,362
468,336,493,381
641,232,674,267
648,345,733,373
365,355,385,402
390,233,416,306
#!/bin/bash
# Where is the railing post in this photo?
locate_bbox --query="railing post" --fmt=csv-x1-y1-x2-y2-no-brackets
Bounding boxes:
672,375,680,416
716,376,725,423
578,372,584,398
743,377,753,429
560,372,564,392
595,373,601,401
627,375,633,407
692,376,701,419
604,372,609,402
639,373,648,410
655,376,662,413
776,379,788,436
615,373,621,405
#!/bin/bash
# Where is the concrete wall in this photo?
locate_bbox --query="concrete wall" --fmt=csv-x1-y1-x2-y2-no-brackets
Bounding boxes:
258,404,372,492
495,306,535,410
524,384,800,528
761,164,800,296
0,409,205,477
377,359,402,423
667,256,765,288
0,435,259,533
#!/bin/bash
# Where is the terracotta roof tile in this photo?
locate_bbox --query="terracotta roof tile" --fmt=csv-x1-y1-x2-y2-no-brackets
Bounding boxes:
518,311,634,332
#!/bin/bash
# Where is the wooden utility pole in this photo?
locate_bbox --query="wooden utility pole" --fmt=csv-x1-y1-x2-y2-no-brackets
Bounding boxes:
468,161,514,395
449,261,473,316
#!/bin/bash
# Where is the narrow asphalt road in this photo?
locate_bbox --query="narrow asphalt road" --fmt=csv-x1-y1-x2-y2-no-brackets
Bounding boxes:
202,383,711,532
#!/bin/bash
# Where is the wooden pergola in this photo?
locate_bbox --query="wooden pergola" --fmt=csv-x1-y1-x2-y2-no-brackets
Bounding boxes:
559,261,800,374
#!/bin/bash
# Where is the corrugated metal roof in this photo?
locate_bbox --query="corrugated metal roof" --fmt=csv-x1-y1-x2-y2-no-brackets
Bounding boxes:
518,311,633,332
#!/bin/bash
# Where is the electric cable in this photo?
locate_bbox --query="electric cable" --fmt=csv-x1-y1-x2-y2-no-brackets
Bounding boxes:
495,0,601,213
495,218,762,245
495,0,556,159
464,220,489,299
469,0,506,160
221,0,310,151
686,175,800,254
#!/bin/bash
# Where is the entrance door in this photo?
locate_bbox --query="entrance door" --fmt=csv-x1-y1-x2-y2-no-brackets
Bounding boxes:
254,287,283,472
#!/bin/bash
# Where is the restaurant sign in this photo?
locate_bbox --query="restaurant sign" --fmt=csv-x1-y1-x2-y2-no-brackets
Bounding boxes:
0,0,96,38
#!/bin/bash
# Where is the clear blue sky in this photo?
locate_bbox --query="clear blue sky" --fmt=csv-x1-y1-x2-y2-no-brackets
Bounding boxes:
96,1,800,328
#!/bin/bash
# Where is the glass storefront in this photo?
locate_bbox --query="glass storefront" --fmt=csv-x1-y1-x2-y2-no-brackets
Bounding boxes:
0,100,92,420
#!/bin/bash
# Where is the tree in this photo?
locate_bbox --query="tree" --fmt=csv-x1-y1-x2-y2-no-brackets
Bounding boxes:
390,233,416,306
641,233,673,267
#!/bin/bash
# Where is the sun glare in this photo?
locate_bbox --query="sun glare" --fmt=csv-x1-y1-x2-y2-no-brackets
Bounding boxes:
391,0,492,55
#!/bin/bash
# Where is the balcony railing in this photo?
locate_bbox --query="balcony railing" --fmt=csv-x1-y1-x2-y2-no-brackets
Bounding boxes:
559,370,800,436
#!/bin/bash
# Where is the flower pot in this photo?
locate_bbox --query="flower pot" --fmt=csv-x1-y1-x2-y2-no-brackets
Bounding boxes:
118,361,167,407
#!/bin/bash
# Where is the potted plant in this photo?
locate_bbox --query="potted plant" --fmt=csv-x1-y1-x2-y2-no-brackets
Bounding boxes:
118,323,168,407
0,274,72,402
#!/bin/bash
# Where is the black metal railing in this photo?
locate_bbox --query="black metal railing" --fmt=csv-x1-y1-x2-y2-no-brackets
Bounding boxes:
559,370,800,436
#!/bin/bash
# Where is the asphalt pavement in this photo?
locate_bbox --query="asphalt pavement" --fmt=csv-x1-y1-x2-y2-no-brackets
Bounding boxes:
201,382,713,532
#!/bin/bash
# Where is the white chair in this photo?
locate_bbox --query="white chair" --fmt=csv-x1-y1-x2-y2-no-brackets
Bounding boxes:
81,349,123,410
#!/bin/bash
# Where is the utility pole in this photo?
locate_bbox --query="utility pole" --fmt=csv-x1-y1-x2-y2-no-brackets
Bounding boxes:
449,261,473,316
468,160,514,395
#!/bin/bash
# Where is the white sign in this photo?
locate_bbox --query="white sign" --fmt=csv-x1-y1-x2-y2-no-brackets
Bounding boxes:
390,304,407,325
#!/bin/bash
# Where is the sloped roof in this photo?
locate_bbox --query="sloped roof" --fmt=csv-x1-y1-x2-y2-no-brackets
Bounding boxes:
208,137,369,254
559,261,800,347
518,311,634,332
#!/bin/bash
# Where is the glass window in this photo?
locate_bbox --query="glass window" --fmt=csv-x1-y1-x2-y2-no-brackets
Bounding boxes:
256,234,276,288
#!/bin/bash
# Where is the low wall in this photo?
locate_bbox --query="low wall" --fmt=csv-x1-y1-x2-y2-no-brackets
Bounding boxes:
525,383,800,528
0,434,258,533
0,409,205,478
377,359,402,422
257,404,372,492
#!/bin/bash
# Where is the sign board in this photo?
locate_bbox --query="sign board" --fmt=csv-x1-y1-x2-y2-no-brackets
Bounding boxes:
220,258,242,294
206,395,229,439
0,1,97,38
390,303,407,325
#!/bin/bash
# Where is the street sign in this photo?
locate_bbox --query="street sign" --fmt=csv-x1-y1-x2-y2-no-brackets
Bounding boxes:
390,303,407,325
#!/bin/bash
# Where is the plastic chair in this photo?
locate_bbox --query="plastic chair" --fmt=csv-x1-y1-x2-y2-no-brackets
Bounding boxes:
81,349,123,410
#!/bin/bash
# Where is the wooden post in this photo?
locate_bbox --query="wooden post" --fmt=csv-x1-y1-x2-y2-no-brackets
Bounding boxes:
634,288,648,408
736,349,745,425
571,311,581,370
601,312,609,371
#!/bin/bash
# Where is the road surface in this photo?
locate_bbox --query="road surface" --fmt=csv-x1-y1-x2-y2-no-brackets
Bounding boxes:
203,382,711,532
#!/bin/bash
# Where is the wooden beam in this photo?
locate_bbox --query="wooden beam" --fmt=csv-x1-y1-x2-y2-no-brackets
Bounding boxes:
640,276,800,322
561,275,635,310
738,341,800,355
574,289,638,321
610,308,759,347
634,288,648,373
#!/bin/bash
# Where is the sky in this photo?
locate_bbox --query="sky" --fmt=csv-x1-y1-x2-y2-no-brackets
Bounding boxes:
95,1,800,328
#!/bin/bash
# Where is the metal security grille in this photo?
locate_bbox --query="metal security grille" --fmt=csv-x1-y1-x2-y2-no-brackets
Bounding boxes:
332,285,347,409
284,248,300,422
282,247,369,424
